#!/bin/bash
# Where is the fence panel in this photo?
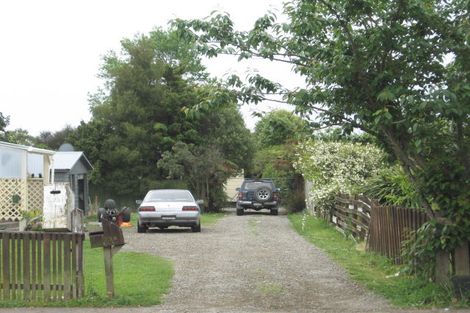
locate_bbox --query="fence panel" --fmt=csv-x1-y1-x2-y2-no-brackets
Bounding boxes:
0,231,84,301
332,194,371,241
368,205,428,263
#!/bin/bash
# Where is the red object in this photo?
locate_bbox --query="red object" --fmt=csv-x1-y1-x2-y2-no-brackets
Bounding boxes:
139,206,156,212
116,214,123,226
182,206,198,211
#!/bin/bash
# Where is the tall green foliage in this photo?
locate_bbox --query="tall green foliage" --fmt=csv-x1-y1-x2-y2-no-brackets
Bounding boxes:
69,28,253,205
176,0,470,253
252,110,309,212
295,140,386,217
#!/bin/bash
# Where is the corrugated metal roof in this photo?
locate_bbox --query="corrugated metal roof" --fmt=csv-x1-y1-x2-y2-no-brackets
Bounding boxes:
54,152,92,170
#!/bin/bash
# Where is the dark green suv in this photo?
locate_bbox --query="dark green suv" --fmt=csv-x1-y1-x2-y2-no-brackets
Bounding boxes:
236,179,280,215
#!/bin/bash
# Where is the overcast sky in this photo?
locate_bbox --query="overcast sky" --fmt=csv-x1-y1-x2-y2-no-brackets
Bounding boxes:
0,0,303,136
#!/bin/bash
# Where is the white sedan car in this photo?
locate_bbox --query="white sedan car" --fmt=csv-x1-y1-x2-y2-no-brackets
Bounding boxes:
137,189,202,233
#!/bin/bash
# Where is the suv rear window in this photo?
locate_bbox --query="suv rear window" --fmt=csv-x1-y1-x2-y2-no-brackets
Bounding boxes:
243,181,273,189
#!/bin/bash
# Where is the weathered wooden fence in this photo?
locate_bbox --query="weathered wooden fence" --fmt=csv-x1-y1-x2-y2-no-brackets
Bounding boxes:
368,204,428,263
328,193,470,285
0,231,84,301
331,195,428,263
332,195,371,241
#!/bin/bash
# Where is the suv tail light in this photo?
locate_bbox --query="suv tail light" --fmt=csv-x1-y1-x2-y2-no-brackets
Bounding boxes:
238,192,245,200
139,206,155,212
182,206,199,211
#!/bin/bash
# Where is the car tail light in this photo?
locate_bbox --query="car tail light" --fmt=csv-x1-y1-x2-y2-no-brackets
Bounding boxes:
139,206,155,212
238,192,245,200
182,206,199,211
273,192,279,201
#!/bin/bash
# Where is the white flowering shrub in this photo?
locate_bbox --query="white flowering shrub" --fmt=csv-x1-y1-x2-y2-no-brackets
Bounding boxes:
294,139,386,217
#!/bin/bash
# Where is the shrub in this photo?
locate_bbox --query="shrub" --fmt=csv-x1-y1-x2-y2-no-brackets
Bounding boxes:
360,165,421,209
294,139,386,217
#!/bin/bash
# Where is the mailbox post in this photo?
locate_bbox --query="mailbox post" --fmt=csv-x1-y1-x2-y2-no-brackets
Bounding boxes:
89,218,125,298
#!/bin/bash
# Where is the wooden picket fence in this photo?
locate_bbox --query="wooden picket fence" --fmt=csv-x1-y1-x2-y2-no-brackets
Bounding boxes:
0,231,85,301
331,194,470,284
331,194,428,263
368,204,428,263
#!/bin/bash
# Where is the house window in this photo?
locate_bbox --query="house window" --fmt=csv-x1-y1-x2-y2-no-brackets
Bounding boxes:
0,147,22,179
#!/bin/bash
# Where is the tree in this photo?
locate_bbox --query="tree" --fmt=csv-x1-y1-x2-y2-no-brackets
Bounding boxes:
3,129,35,145
158,103,254,211
254,109,309,149
0,112,8,136
251,110,310,212
35,126,76,150
70,27,254,206
176,0,469,253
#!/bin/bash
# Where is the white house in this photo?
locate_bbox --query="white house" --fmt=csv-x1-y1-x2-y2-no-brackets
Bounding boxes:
0,141,55,221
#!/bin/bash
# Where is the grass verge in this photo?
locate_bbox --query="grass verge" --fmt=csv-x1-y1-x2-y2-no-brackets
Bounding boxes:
0,240,173,307
289,213,457,308
201,212,226,225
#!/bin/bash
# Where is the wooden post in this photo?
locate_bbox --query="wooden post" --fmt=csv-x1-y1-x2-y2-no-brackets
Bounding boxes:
455,242,470,276
103,246,114,299
436,250,450,285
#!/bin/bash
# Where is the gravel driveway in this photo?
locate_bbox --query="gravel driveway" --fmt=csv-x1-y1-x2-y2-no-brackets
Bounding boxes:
1,209,467,313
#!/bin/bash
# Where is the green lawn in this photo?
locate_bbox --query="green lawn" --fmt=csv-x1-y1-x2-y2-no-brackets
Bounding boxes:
0,240,173,308
289,213,457,308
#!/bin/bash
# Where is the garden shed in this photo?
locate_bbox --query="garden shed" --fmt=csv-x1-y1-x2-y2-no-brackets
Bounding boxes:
0,141,55,221
54,145,92,213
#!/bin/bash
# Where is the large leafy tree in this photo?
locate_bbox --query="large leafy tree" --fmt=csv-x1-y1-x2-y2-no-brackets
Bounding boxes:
252,110,310,212
254,109,309,149
35,126,76,150
158,103,253,211
70,28,253,204
176,0,469,251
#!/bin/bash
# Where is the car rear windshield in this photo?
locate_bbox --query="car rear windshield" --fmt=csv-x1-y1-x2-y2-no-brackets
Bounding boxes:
243,181,273,189
145,190,194,202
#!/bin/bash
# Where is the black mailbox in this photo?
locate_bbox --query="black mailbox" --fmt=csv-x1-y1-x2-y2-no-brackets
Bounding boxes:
89,231,104,248
89,219,125,249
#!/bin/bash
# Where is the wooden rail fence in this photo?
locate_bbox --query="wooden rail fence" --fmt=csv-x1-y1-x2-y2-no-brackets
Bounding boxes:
332,195,371,241
0,231,84,301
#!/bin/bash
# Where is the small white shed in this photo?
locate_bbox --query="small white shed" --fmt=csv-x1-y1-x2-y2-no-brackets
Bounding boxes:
0,141,55,221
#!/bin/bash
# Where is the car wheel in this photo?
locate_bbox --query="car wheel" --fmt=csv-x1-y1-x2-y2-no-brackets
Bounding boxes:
270,209,278,215
255,187,273,202
236,208,244,216
137,221,147,233
192,223,201,232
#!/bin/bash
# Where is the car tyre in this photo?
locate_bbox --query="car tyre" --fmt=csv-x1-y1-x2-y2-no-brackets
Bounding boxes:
270,208,278,216
255,187,273,202
192,223,201,232
137,221,147,233
236,208,244,216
